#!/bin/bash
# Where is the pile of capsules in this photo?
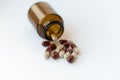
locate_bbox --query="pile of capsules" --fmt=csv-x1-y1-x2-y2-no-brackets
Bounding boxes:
42,39,79,63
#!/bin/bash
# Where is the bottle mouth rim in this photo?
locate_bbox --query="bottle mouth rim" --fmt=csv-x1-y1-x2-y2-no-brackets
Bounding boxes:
43,21,64,40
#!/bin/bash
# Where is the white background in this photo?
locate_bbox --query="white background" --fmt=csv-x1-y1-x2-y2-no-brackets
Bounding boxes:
0,0,119,80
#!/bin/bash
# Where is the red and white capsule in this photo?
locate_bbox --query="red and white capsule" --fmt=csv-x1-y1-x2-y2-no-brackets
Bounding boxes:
71,52,77,58
44,47,51,59
59,47,66,58
71,43,79,54
42,41,50,47
64,52,71,59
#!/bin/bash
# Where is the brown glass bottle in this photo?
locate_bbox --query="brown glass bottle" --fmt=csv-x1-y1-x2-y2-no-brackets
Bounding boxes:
28,2,64,40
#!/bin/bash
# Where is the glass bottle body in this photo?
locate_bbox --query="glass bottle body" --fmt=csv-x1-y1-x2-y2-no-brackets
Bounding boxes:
28,2,64,40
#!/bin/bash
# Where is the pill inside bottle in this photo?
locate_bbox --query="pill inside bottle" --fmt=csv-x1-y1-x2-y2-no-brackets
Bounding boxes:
28,2,64,40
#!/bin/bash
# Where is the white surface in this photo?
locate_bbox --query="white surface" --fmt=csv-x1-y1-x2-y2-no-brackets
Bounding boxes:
0,0,119,80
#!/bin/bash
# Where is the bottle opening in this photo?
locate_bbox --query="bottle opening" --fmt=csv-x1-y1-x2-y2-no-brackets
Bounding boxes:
44,21,64,40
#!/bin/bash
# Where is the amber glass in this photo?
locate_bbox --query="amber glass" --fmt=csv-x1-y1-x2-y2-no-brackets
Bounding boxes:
28,2,64,40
